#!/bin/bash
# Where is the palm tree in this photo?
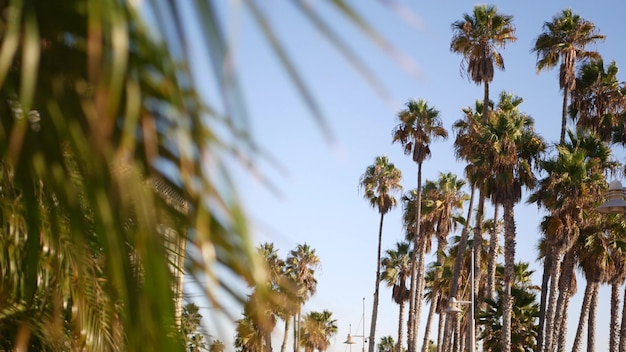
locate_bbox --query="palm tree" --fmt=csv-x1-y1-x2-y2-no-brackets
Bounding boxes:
360,155,403,352
451,4,516,126
299,310,338,352
381,241,412,352
477,262,540,352
391,98,447,352
286,243,321,352
0,0,407,350
419,173,467,352
378,336,396,352
532,8,605,143
450,100,491,315
528,129,615,352
481,91,545,351
570,59,626,143
257,243,290,350
570,222,615,352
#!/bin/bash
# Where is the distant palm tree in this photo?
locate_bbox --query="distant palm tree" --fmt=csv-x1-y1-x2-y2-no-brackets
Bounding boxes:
570,59,626,142
300,310,338,352
381,241,412,352
419,173,466,352
477,262,540,352
451,4,516,125
391,98,447,352
286,243,320,352
532,8,605,143
378,335,396,352
360,155,403,352
481,92,545,351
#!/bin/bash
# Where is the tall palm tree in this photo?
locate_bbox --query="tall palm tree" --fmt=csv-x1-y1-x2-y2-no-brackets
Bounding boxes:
528,129,615,352
532,8,605,143
481,91,545,351
450,100,492,304
419,173,467,352
391,98,447,352
286,243,321,352
570,59,626,143
477,262,540,352
570,222,615,352
360,155,403,352
299,310,338,352
451,4,516,126
381,241,412,352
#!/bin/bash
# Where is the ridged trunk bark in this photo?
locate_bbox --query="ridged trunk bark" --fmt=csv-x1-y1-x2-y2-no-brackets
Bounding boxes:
368,212,386,352
412,240,427,352
473,189,486,308
570,281,595,352
421,291,439,352
449,186,475,299
619,286,626,352
556,250,576,352
611,282,621,352
538,245,554,352
543,246,563,352
281,316,290,352
397,300,406,352
486,205,500,299
500,199,516,352
560,86,569,144
587,284,599,352
407,162,424,352
437,307,445,352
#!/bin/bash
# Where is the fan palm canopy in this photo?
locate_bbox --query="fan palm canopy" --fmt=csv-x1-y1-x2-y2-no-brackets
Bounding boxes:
392,99,448,164
450,4,516,85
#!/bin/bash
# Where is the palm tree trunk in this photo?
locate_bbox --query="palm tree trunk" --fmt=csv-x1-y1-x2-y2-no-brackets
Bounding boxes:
538,244,554,352
501,200,516,352
473,189,486,307
560,87,569,144
412,239,428,352
437,307,445,352
449,186,475,299
556,250,576,352
369,212,386,352
282,316,291,352
618,286,626,352
544,247,561,352
407,162,425,352
588,284,599,352
293,310,300,352
571,281,594,352
421,292,439,352
486,205,500,299
397,301,406,352
611,282,621,352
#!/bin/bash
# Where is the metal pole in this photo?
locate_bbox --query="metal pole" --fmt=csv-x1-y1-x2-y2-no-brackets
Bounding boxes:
363,297,366,352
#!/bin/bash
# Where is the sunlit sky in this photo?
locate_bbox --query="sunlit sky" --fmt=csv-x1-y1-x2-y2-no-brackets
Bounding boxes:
190,1,626,350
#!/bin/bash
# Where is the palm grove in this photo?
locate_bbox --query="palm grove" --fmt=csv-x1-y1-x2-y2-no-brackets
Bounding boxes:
1,2,626,352
356,5,626,352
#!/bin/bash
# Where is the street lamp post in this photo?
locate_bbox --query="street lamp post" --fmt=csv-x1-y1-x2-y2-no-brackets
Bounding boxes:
344,297,367,352
597,180,626,214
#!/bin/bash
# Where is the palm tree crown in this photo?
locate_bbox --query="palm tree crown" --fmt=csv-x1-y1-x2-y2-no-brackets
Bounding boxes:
450,4,516,86
532,8,605,143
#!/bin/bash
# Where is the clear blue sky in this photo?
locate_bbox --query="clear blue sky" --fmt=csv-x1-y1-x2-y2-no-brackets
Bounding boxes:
193,1,626,350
